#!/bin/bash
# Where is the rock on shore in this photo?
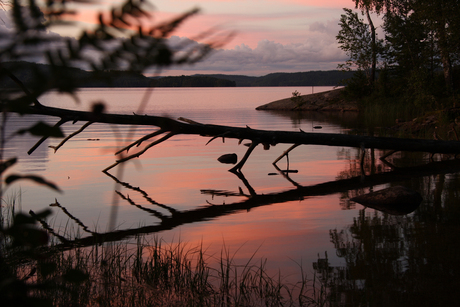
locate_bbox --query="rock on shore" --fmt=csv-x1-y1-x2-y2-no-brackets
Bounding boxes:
255,88,359,112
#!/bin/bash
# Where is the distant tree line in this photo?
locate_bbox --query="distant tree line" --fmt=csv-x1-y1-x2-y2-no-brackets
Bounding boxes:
198,71,355,87
338,0,460,105
0,61,353,89
152,75,235,87
0,62,235,88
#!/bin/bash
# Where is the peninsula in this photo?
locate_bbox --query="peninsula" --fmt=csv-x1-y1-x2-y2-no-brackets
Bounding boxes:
256,88,359,112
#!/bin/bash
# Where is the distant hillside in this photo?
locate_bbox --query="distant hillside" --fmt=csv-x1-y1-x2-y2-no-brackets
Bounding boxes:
0,62,355,89
0,62,235,88
194,71,356,87
152,75,235,87
0,61,153,88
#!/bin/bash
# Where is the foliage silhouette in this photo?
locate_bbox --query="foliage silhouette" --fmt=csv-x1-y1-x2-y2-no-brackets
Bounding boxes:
0,1,230,305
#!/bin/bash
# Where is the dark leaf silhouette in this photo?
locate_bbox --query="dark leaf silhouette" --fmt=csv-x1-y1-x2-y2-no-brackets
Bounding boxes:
0,157,17,175
16,122,64,138
6,174,61,192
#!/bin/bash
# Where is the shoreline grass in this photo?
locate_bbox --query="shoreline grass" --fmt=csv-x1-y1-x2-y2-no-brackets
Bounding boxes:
1,200,328,307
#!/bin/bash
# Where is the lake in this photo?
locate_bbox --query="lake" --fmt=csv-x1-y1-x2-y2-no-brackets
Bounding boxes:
4,87,460,304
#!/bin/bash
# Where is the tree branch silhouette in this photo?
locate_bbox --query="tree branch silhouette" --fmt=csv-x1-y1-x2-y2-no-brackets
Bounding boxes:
21,102,460,172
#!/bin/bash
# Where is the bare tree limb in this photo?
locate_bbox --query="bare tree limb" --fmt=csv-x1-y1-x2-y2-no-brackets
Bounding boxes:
28,118,67,155
115,128,166,155
103,131,176,172
229,141,259,173
50,121,94,153
21,103,460,172
273,143,300,165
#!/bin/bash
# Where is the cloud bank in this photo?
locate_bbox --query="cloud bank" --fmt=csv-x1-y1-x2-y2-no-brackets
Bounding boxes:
0,7,348,77
164,19,347,76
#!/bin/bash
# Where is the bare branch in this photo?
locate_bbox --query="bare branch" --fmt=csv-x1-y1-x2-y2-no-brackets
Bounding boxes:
50,121,93,153
272,163,302,188
21,103,460,173
103,131,176,172
115,128,166,155
206,131,231,145
178,117,204,125
229,141,259,173
28,118,67,155
273,143,301,165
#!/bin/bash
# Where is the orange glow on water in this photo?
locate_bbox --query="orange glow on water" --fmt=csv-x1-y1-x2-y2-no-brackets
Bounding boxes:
6,88,361,284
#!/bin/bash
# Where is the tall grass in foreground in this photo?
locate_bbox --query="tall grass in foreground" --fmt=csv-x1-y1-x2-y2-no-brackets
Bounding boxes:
41,238,327,306
1,202,329,307
360,98,421,130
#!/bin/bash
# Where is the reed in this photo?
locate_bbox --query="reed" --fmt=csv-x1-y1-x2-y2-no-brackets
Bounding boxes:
360,97,422,130
1,200,329,307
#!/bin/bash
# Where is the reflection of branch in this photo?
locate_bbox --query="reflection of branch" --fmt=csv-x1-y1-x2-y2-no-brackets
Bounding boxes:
380,157,398,170
273,163,302,188
202,170,257,198
231,170,257,196
50,199,98,235
201,189,249,198
29,210,70,244
115,191,167,221
103,170,178,215
380,149,398,162
44,159,460,250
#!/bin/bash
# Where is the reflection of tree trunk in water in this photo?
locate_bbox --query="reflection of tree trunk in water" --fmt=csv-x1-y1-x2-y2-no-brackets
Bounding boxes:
433,173,445,212
33,159,460,251
369,128,376,176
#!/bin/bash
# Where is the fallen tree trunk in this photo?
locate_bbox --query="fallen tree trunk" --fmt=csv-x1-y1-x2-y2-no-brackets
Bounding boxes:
25,104,460,171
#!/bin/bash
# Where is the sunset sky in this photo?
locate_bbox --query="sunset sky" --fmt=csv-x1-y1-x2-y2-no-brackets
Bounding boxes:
145,0,354,76
1,0,358,76
59,0,356,76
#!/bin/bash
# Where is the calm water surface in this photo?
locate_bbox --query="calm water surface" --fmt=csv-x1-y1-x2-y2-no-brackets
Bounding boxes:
4,87,460,304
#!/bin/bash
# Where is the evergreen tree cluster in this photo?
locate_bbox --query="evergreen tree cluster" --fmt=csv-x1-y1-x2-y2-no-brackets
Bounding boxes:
337,0,460,105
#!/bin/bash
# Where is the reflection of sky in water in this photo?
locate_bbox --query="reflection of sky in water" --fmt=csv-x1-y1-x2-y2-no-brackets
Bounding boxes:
5,87,360,278
4,114,50,172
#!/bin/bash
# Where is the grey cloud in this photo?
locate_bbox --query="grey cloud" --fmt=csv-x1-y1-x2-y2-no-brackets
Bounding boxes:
0,9,347,76
309,19,340,35
166,24,347,75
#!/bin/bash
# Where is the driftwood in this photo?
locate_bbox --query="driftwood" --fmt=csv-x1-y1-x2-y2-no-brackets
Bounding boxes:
24,103,460,172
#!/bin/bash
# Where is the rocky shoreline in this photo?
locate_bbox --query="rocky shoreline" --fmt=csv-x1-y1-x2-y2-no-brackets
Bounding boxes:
255,88,460,140
255,88,359,112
